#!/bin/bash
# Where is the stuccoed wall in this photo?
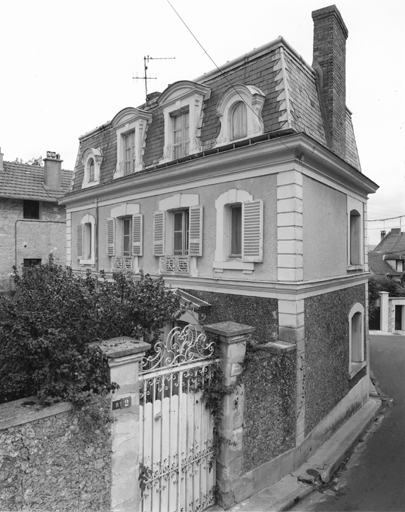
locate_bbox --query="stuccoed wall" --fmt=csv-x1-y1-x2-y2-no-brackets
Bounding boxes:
0,398,111,511
304,284,365,435
242,348,296,473
189,290,278,343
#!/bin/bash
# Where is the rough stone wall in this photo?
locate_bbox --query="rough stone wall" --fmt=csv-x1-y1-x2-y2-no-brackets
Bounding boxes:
0,401,111,511
188,290,278,343
0,198,67,278
242,348,296,473
304,284,365,435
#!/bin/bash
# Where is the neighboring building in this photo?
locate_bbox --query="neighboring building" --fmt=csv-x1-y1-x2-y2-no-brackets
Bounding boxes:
369,228,405,277
61,5,378,505
0,150,72,290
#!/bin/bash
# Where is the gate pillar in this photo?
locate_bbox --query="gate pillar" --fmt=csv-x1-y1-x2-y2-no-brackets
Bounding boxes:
204,321,255,509
95,337,151,512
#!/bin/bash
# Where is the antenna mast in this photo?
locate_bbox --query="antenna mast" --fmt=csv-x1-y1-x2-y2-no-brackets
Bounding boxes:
133,55,175,100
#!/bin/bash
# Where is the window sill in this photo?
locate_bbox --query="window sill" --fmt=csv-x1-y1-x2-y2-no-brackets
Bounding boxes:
347,264,363,271
213,260,254,273
349,360,366,379
79,259,95,266
82,180,99,189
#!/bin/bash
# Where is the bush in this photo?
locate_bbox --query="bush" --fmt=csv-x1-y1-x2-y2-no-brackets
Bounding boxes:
0,261,184,405
368,275,405,319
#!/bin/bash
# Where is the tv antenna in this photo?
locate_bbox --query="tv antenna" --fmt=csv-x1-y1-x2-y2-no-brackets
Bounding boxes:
133,55,176,100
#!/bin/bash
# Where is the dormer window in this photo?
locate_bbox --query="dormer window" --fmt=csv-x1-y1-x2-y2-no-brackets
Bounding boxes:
159,81,211,163
82,148,102,188
112,107,152,179
215,85,265,147
231,102,247,140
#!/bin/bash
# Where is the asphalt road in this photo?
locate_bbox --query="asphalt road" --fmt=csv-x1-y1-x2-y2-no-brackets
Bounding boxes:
291,334,405,512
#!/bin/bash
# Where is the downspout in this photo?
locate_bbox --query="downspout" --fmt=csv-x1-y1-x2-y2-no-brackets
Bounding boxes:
95,197,99,271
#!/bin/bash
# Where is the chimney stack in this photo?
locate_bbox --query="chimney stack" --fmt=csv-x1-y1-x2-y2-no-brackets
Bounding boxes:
0,147,3,171
381,230,386,241
312,5,348,159
43,151,62,191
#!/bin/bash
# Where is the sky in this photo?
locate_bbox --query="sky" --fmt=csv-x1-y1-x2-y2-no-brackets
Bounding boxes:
0,0,404,245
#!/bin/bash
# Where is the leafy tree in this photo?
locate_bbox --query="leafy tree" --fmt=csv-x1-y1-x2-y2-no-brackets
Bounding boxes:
368,275,405,320
0,260,184,405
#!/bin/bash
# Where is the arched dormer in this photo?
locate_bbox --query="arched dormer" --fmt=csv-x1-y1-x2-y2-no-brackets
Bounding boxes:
159,81,211,163
215,85,265,146
112,107,153,178
82,148,103,188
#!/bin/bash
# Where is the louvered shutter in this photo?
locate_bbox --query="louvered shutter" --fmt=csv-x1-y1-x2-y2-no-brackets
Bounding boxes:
153,211,165,256
242,199,263,262
106,217,115,256
77,224,84,259
188,206,203,256
132,213,143,256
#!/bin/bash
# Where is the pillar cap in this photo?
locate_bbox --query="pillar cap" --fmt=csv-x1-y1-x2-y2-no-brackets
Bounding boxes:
204,321,255,337
90,337,151,359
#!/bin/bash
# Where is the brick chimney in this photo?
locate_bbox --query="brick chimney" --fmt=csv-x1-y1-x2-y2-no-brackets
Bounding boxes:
0,147,3,171
43,151,62,191
312,5,348,159
381,230,386,240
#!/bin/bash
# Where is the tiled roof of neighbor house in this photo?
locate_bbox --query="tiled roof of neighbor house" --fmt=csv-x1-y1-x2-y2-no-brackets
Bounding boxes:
0,161,72,202
368,251,401,277
70,37,362,193
373,229,405,258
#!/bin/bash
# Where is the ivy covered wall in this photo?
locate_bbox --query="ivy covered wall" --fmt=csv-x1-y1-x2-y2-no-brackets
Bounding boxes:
187,290,278,343
242,348,296,473
0,399,111,511
304,284,366,435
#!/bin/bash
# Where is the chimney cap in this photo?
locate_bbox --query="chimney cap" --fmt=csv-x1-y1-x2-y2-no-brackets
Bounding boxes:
312,5,348,39
44,150,61,161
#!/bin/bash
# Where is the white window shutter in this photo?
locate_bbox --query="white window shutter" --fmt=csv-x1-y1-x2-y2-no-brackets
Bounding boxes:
106,217,115,256
132,213,143,256
153,211,165,256
77,224,84,259
242,199,263,262
189,205,203,256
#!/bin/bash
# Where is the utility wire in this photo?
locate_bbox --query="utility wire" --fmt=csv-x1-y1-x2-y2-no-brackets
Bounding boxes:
368,215,405,222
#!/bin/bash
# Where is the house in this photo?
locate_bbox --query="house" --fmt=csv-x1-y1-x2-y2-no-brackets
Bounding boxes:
0,149,72,290
60,5,379,509
369,228,405,277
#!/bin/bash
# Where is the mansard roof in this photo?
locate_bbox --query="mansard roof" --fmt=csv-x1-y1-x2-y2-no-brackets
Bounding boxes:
70,37,362,193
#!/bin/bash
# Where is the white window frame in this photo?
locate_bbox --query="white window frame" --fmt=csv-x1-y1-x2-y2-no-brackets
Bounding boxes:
159,80,211,163
214,189,263,273
347,196,364,269
78,214,96,265
82,149,103,188
348,303,366,377
112,107,152,179
215,84,265,147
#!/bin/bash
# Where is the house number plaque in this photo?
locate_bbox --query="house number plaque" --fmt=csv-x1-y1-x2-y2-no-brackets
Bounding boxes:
112,397,132,410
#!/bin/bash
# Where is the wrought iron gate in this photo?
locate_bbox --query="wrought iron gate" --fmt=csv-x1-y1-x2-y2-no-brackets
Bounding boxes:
139,325,217,512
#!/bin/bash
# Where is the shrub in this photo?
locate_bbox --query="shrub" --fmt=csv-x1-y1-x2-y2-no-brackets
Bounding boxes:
0,260,184,405
368,275,405,319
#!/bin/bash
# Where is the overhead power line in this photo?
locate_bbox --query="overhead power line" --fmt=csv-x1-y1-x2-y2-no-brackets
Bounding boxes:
368,214,405,222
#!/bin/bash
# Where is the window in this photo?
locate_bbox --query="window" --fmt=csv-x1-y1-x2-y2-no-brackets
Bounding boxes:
23,200,40,219
112,107,152,179
159,81,211,163
122,131,135,175
230,205,242,256
23,259,41,267
82,148,102,188
231,102,247,140
173,210,189,255
172,110,190,159
396,260,404,272
77,214,96,264
347,197,364,268
348,303,365,377
350,210,361,265
214,189,263,272
107,204,143,271
215,85,265,147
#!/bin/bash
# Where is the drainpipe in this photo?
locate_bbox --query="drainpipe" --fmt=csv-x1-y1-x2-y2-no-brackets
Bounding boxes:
95,197,99,272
